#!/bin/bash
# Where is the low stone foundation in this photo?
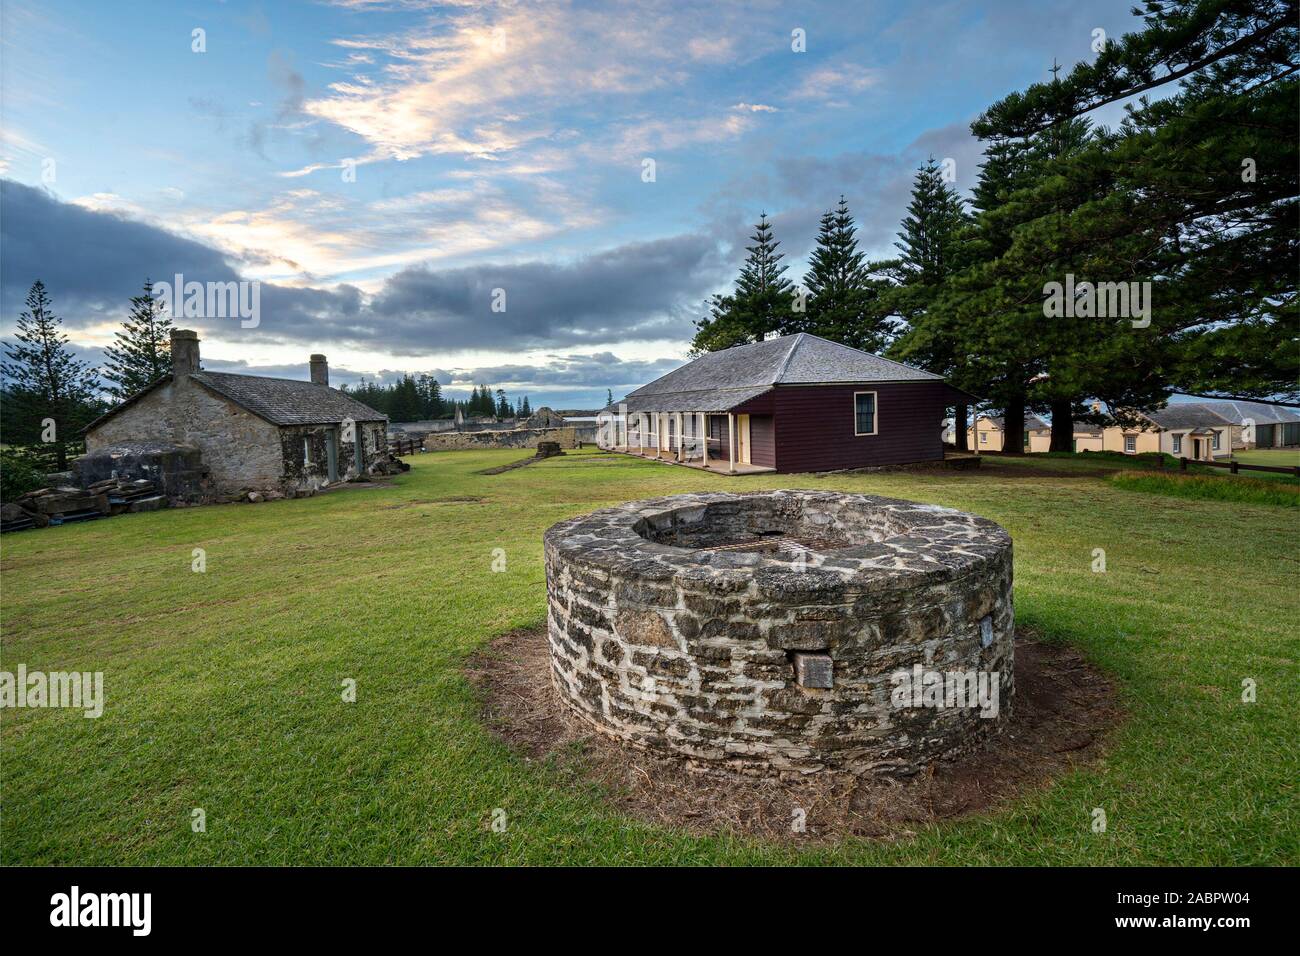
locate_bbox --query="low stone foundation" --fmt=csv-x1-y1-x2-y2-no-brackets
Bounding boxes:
544,490,1015,777
73,441,211,501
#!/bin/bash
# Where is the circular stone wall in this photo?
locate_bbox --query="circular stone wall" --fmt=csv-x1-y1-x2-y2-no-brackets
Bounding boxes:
543,491,1014,776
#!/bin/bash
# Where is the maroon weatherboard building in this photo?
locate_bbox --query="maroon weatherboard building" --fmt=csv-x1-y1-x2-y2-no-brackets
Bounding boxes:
607,333,974,474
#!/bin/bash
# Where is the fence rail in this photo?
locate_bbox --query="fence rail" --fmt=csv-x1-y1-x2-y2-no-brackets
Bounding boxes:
387,437,422,456
1180,457,1299,477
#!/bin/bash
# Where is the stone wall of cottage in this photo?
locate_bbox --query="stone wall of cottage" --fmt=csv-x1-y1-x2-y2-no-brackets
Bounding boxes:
278,420,387,491
544,491,1015,777
86,378,284,493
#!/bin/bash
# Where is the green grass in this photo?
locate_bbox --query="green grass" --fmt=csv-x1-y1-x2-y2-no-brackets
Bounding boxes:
2,448,1296,865
1232,448,1300,468
1227,447,1300,483
1109,470,1300,508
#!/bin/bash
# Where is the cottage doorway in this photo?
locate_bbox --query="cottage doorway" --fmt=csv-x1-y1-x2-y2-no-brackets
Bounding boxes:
326,429,339,482
1192,438,1203,460
736,414,751,464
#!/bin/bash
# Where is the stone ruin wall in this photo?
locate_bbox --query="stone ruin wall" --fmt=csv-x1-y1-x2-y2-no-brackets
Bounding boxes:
423,426,579,452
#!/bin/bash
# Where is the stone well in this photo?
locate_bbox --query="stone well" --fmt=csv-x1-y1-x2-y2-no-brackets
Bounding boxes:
543,491,1014,776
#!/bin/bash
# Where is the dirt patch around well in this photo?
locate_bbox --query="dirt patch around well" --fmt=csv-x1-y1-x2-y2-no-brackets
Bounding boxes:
466,627,1121,843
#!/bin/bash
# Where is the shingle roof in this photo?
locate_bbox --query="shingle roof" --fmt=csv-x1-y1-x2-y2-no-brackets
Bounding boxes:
625,385,774,414
192,371,387,425
1190,400,1300,426
1143,403,1234,431
84,370,387,433
622,333,940,413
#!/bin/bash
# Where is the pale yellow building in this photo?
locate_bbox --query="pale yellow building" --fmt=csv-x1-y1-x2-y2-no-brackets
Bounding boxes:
967,414,1051,453
1079,403,1238,460
1072,425,1104,452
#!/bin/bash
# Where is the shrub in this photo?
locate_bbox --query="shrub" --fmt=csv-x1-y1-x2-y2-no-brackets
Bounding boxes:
0,446,49,502
1108,470,1300,508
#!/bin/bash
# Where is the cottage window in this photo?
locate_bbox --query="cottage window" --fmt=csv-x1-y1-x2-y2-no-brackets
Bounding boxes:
1124,435,1136,453
979,432,988,445
303,437,312,465
1172,434,1182,454
1212,430,1221,450
853,392,877,436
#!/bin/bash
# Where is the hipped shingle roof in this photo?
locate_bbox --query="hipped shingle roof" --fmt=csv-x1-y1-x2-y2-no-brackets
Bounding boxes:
621,333,941,414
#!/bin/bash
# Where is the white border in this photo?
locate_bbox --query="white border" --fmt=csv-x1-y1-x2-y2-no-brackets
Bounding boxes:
852,390,878,436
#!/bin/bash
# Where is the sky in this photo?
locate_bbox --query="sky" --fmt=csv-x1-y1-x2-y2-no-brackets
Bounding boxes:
0,0,1145,410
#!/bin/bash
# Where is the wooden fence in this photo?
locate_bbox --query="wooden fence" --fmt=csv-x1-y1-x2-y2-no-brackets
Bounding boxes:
1180,457,1300,477
388,437,422,457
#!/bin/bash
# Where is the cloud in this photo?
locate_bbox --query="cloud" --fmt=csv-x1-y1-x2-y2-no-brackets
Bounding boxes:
686,36,736,62
788,63,879,102
608,112,756,162
301,6,635,164
1,179,724,357
0,180,241,316
365,233,724,349
425,351,684,393
732,102,778,113
296,1,776,170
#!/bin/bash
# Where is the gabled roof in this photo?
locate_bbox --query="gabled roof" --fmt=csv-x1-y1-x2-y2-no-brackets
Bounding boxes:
85,370,386,433
622,333,941,413
191,371,387,425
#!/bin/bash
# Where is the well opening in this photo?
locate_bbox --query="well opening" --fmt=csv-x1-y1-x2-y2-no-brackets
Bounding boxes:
632,497,902,553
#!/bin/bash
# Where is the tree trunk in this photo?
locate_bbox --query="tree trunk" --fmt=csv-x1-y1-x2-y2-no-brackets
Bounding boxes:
1002,397,1025,455
1049,399,1074,452
954,403,969,451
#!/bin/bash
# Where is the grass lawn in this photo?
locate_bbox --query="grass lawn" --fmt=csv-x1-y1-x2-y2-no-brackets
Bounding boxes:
1229,447,1300,482
1232,448,1300,467
1108,471,1300,508
1,448,1296,865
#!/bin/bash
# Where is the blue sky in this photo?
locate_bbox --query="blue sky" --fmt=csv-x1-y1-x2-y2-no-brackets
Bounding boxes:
1,0,1143,408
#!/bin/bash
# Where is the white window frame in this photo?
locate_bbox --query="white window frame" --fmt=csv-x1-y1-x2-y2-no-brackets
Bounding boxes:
1212,430,1221,450
303,437,312,465
1124,434,1136,453
852,390,878,437
1172,434,1181,454
979,432,988,445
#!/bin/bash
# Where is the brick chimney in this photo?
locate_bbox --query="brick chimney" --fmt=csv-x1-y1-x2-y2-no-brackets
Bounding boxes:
171,329,200,378
310,354,329,386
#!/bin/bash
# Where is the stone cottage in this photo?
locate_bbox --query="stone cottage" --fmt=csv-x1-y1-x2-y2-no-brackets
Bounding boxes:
83,330,389,496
